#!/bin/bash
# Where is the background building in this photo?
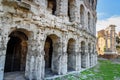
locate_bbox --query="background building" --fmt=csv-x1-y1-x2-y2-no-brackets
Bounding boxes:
97,25,118,58
116,32,120,55
0,0,97,80
97,30,106,55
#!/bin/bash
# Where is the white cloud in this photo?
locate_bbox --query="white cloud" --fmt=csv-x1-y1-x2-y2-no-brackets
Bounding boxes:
96,16,120,33
97,12,107,17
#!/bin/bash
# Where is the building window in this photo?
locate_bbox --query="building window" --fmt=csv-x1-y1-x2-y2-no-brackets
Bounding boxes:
88,12,91,31
80,5,85,27
47,0,56,15
68,0,75,22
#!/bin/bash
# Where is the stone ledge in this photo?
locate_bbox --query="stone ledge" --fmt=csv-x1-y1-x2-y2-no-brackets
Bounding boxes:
99,54,118,59
2,0,30,11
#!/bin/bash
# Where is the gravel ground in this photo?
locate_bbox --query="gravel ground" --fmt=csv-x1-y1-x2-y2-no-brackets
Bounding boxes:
4,72,26,80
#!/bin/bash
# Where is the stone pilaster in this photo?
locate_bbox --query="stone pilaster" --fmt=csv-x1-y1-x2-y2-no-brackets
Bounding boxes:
75,42,81,71
35,51,45,80
0,36,6,80
81,51,87,68
91,53,94,66
26,41,43,80
60,39,67,74
85,49,90,68
56,0,68,16
34,51,44,80
75,51,81,71
52,40,63,75
25,33,44,80
69,50,80,71
0,29,8,80
25,40,36,80
60,52,67,74
93,54,95,66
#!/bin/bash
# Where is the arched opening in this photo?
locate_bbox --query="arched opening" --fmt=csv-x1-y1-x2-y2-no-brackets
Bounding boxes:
68,0,75,22
44,34,60,77
81,41,86,68
4,30,28,73
80,5,85,27
67,38,76,72
44,36,53,75
88,12,91,31
47,0,56,15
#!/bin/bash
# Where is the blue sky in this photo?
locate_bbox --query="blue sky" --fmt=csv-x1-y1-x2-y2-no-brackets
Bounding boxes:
96,0,120,33
97,0,120,20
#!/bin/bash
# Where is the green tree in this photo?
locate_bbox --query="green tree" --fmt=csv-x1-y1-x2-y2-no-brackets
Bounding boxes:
116,36,120,44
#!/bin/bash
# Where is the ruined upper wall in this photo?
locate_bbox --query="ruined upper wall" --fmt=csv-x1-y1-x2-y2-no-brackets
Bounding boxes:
0,0,97,37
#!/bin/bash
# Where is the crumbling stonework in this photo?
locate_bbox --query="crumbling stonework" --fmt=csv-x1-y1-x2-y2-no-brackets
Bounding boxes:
0,0,97,80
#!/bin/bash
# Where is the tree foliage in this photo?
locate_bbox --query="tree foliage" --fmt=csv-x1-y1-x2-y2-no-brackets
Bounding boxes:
116,36,120,44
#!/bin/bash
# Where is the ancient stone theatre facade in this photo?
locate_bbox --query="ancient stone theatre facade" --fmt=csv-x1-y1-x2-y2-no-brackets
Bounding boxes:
0,0,97,80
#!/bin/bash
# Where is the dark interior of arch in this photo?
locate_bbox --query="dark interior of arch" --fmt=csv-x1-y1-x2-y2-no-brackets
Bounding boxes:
44,36,53,69
9,31,28,40
4,31,28,72
67,39,75,71
81,41,86,68
68,0,71,21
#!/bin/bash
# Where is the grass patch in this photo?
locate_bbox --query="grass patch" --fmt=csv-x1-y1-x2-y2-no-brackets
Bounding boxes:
55,60,120,80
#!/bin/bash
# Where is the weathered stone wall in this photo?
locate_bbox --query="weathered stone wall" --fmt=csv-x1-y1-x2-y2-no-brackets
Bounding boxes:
0,0,97,80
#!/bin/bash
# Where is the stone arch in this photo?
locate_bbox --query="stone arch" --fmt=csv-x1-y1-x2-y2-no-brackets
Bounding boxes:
68,0,75,22
88,12,91,31
44,34,61,77
81,41,86,68
9,28,31,37
47,0,56,15
67,38,76,72
4,28,30,72
80,4,85,27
